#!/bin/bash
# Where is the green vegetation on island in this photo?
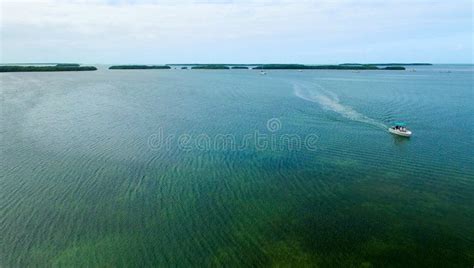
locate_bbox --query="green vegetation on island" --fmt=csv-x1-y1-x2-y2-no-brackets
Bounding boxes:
382,66,406,70
252,64,405,70
373,63,432,66
0,65,97,72
191,64,230,69
252,64,306,70
56,63,81,67
341,63,432,66
109,65,171,70
167,63,414,70
168,64,255,67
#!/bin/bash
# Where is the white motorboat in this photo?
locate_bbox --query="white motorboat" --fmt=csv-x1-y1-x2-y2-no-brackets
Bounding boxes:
389,122,412,137
260,70,267,75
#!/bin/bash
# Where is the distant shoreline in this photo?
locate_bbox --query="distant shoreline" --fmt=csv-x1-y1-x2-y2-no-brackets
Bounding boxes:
1,63,440,72
109,65,171,70
0,64,97,72
107,64,408,70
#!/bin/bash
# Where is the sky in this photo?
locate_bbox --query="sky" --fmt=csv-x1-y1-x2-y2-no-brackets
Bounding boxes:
0,0,472,64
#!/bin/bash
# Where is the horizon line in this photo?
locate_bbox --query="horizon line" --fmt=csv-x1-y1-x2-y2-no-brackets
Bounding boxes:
2,62,474,65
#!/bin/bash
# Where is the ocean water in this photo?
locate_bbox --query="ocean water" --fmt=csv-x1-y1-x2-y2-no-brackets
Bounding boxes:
1,65,473,267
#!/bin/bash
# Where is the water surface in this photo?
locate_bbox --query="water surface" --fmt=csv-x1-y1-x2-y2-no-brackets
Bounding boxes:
1,65,473,266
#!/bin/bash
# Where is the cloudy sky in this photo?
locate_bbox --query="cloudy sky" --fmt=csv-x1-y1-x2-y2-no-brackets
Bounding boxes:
0,0,472,64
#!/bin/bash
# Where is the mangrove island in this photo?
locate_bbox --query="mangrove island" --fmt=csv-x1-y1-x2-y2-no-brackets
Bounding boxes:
109,65,171,70
0,64,97,72
191,64,230,70
252,64,406,70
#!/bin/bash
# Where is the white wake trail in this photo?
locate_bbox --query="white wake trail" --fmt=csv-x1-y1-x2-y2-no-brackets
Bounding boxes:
293,83,387,129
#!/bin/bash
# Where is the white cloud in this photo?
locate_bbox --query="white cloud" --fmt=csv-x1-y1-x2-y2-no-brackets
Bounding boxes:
0,0,472,63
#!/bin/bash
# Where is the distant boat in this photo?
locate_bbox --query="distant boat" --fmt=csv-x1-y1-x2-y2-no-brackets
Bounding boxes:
260,70,267,75
388,122,412,137
298,70,303,72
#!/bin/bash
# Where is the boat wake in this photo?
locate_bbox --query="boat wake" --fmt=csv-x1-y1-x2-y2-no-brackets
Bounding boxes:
293,82,387,129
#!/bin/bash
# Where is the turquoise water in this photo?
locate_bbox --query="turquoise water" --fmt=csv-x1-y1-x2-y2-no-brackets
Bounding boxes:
1,65,473,266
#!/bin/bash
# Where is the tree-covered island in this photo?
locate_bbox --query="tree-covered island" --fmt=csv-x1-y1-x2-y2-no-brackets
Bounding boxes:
340,63,432,66
0,64,97,72
191,64,230,69
252,64,406,70
109,65,171,69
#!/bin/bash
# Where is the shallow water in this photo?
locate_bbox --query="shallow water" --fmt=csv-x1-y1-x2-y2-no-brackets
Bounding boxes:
1,65,473,266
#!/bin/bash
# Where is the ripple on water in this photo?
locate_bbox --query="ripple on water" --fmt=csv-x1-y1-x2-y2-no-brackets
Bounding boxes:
1,68,473,266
